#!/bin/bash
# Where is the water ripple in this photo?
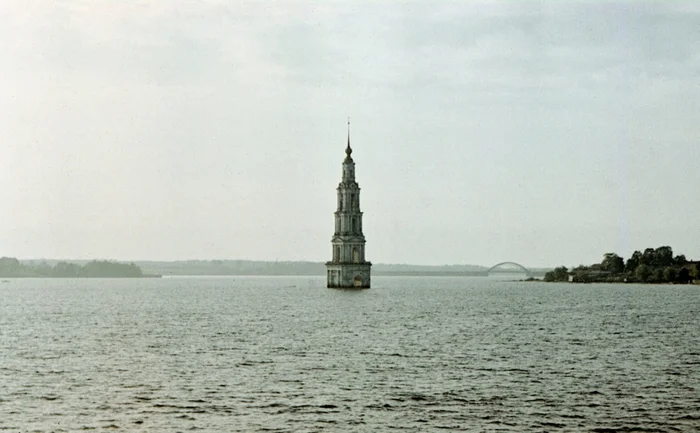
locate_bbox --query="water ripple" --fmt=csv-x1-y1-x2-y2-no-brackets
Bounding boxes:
1,277,698,431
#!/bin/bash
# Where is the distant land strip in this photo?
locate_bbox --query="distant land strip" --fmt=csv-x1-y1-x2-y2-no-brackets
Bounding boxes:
3,258,551,278
135,260,548,277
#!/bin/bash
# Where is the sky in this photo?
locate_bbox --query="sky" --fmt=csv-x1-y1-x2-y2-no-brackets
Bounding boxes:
1,1,699,268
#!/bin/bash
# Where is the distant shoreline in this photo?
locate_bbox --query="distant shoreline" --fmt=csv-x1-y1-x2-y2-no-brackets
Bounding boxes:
2,272,532,279
1,274,162,279
0,257,155,278
4,258,552,279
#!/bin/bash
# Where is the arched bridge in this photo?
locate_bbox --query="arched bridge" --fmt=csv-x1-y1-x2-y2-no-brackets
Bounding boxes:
488,262,532,277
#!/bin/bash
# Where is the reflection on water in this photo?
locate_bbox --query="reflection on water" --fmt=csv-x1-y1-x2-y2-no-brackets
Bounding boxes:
1,276,698,432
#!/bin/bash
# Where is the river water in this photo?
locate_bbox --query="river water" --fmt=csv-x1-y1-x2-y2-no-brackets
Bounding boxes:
0,276,698,432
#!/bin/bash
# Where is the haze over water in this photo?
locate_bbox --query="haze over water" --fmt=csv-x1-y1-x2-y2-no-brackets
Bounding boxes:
3,2,700,266
1,276,698,432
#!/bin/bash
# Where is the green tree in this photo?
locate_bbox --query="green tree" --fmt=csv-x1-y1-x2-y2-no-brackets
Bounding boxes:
52,262,82,277
641,248,656,266
0,257,21,268
678,267,691,284
625,251,642,273
0,257,24,277
635,264,651,282
674,255,687,266
569,265,593,283
555,266,569,281
653,268,664,283
663,267,677,283
81,260,144,277
601,253,625,274
654,246,674,267
545,266,569,282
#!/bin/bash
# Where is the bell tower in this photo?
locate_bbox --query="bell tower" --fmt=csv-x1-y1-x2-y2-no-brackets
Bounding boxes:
326,121,372,288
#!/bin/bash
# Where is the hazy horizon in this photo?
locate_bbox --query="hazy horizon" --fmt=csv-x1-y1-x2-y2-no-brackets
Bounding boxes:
12,255,691,271
16,256,491,269
3,1,699,269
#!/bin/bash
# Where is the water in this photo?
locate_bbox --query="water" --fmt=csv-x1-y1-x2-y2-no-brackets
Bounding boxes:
1,276,698,432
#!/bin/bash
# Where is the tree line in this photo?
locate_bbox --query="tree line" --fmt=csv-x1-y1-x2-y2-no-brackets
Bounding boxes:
545,246,699,284
0,257,147,278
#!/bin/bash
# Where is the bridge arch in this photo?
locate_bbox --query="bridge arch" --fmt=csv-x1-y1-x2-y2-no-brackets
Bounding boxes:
488,262,531,276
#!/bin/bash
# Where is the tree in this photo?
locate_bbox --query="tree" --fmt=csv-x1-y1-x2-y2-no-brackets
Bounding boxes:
0,257,21,268
663,267,677,283
635,264,651,282
641,248,656,266
626,251,642,273
674,255,687,266
678,267,691,284
653,268,664,283
602,253,625,274
81,260,144,277
0,257,24,277
52,262,81,277
553,266,569,281
654,246,674,267
545,266,569,282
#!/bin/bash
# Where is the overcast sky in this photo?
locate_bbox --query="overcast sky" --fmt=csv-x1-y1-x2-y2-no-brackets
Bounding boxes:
1,1,699,267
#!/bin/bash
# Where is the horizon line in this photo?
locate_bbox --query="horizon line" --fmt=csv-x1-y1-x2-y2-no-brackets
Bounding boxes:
10,256,561,269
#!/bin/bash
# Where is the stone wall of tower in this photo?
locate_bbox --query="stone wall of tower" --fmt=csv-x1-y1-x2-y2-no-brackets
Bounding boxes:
326,263,371,289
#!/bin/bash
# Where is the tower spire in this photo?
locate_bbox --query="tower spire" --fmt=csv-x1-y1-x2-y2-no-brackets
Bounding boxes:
345,117,352,161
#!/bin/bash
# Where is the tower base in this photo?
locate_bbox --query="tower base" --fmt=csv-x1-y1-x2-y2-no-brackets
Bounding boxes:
326,262,371,289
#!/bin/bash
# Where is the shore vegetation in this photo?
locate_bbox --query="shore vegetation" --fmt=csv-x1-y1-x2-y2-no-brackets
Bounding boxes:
545,246,699,284
0,257,151,278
